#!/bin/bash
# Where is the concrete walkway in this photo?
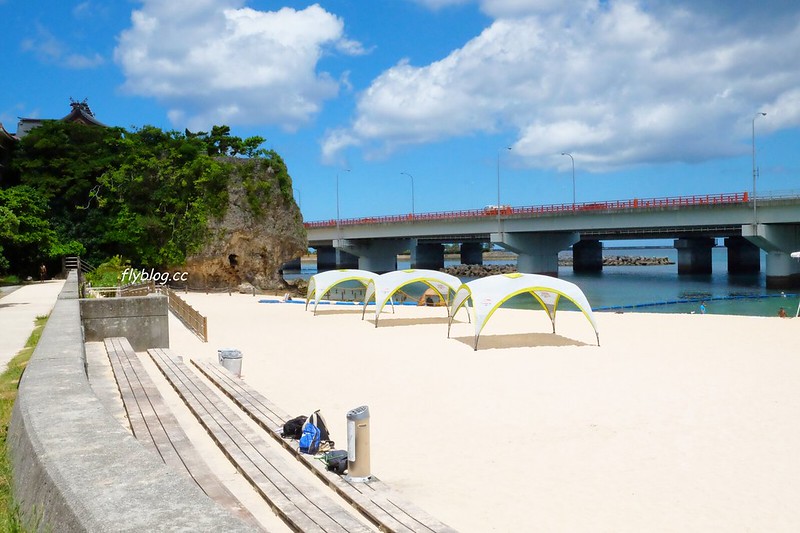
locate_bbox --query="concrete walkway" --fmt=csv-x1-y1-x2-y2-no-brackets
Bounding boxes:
0,280,65,370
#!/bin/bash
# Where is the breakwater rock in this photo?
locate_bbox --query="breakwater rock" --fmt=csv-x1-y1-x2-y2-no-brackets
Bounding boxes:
441,264,517,277
589,255,674,267
441,256,673,278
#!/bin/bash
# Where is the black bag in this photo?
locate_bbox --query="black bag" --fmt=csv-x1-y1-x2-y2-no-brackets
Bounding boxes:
307,410,331,442
324,450,348,475
282,415,306,439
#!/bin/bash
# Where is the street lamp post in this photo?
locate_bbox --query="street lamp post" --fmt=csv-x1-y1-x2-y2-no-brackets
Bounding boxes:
752,112,767,223
400,171,415,217
336,169,351,233
561,152,575,208
497,147,511,228
335,169,351,266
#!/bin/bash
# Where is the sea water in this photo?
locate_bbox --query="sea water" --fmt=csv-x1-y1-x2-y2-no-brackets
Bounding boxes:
286,247,799,317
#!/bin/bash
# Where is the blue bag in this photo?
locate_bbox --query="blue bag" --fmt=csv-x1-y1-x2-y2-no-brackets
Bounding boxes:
299,420,321,454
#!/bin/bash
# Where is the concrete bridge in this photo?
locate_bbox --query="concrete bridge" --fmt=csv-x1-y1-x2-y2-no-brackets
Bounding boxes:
303,192,800,289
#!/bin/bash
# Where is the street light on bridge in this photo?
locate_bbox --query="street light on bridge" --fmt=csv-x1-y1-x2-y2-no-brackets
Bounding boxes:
400,171,415,218
561,152,575,208
752,111,767,224
497,146,512,229
336,169,351,234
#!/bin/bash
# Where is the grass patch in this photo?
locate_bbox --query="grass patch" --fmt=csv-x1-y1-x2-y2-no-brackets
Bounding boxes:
0,275,21,286
0,314,48,532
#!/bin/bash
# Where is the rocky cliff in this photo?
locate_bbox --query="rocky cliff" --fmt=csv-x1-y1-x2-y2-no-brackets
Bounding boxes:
184,157,306,290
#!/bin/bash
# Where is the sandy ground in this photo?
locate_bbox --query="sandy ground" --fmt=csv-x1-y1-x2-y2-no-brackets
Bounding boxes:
167,291,800,532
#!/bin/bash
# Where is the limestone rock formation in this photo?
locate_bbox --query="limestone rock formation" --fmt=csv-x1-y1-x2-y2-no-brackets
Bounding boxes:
184,158,306,290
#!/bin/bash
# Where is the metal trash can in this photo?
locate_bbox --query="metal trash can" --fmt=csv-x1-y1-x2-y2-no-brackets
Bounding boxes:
217,349,242,377
345,405,371,482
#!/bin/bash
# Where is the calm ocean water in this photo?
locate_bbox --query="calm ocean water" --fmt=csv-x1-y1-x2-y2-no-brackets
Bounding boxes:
288,247,799,317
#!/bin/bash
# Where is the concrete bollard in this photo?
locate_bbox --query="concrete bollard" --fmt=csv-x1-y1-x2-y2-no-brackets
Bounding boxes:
345,405,371,482
217,349,243,377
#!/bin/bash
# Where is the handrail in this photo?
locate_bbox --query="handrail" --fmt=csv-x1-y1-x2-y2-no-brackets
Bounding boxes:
164,287,208,342
304,191,753,229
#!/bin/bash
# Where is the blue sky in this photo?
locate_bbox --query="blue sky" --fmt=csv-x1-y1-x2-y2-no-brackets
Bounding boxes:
2,0,800,224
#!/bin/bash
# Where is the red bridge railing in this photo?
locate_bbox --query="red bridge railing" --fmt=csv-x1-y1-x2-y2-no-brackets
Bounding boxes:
304,191,749,229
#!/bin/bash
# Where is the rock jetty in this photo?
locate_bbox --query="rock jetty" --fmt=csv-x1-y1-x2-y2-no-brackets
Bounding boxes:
441,255,673,278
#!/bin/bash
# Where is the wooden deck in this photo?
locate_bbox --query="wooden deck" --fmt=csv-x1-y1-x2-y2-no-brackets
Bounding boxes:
102,337,257,527
148,347,373,533
193,360,458,533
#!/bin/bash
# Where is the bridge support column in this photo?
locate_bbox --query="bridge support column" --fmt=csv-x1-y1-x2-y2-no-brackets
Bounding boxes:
492,232,578,277
674,238,714,275
411,243,444,270
460,242,483,265
316,245,358,272
573,240,603,273
280,257,302,273
337,239,412,274
742,223,800,288
724,236,760,274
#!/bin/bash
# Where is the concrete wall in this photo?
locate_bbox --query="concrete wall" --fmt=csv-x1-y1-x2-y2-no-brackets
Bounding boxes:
8,272,257,532
81,294,169,351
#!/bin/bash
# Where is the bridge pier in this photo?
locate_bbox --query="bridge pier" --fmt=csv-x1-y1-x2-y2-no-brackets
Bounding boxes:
336,238,411,273
316,245,358,272
281,257,302,272
724,236,761,274
674,237,714,275
492,232,578,277
573,240,603,272
743,223,800,288
460,242,483,265
411,242,444,270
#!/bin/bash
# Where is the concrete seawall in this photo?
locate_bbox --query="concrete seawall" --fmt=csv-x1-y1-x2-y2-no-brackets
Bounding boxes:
8,272,256,532
81,293,169,351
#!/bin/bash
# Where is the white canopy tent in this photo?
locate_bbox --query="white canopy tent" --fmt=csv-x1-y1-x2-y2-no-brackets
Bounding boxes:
305,269,376,315
793,252,800,316
362,269,463,327
448,273,600,350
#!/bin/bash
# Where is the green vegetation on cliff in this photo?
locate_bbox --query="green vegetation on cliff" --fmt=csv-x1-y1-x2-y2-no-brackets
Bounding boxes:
0,122,296,276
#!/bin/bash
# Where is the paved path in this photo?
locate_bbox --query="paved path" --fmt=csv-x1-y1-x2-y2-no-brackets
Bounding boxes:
0,280,65,370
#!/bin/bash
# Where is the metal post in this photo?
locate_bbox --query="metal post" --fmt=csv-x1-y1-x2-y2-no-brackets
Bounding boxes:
336,169,350,265
400,172,415,217
752,112,766,223
345,405,371,482
497,147,511,231
562,152,575,208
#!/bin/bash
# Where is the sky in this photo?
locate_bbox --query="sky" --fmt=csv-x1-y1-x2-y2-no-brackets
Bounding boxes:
2,0,800,225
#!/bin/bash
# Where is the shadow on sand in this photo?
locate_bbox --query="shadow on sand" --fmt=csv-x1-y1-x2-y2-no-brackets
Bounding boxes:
367,316,454,327
452,332,588,349
310,308,365,316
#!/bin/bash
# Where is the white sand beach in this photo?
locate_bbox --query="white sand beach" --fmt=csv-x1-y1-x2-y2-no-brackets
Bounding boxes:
168,291,800,532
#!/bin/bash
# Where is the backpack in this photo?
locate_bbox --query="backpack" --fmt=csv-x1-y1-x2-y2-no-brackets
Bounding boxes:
298,410,333,454
323,450,348,475
307,410,330,442
281,415,306,439
299,421,321,454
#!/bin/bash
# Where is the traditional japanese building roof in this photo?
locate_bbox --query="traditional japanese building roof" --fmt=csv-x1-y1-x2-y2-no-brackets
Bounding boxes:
60,100,106,127
0,122,17,143
0,123,17,181
16,99,107,138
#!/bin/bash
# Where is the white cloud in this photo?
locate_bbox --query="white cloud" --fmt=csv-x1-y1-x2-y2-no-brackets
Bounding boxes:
20,23,104,70
412,0,472,10
325,0,800,171
115,0,363,131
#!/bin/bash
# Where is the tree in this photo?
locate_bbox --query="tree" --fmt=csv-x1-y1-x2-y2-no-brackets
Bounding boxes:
0,185,83,274
6,121,277,272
